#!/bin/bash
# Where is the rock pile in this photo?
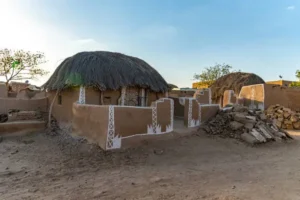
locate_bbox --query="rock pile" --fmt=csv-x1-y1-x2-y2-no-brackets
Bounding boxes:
265,105,300,130
201,105,293,145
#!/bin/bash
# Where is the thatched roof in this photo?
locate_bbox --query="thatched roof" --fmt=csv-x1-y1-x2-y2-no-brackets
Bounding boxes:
43,51,169,92
168,83,178,90
210,72,265,100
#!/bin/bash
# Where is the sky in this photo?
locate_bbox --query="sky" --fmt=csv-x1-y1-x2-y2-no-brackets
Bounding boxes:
0,0,300,87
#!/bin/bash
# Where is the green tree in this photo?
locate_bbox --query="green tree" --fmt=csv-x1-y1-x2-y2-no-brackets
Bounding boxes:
0,49,48,86
193,63,235,86
290,70,300,87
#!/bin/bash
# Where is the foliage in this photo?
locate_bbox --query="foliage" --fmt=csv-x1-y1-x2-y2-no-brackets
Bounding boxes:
289,70,300,88
193,63,237,87
0,49,48,85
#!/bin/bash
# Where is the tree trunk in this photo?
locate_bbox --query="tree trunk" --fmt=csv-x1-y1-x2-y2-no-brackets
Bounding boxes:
48,90,59,128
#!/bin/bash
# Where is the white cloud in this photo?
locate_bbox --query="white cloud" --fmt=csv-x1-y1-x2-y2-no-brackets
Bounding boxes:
287,6,295,10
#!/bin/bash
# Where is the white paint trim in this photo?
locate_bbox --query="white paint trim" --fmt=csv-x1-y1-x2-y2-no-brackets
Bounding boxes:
103,98,174,149
165,91,169,98
106,106,122,150
121,87,126,106
78,86,85,104
200,104,220,107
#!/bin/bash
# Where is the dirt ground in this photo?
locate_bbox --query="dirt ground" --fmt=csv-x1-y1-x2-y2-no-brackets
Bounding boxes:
1,129,300,200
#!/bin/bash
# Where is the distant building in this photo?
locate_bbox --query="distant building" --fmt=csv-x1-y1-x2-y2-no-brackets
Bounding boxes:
192,81,210,89
266,80,293,87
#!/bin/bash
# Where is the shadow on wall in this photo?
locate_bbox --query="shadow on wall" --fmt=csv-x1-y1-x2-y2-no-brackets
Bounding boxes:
0,98,48,114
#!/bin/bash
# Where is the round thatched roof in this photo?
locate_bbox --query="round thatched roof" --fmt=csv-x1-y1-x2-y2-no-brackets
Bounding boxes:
210,72,265,101
43,51,169,92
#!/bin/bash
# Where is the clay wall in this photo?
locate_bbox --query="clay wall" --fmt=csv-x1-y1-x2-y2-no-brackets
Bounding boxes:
263,84,300,111
72,103,109,149
71,98,173,150
223,90,237,106
184,98,219,128
239,84,265,110
0,97,48,113
171,97,184,117
0,84,7,98
169,90,195,98
193,88,211,104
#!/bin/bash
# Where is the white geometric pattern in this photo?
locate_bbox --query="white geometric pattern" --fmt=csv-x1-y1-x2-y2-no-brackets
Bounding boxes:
106,106,121,149
78,86,85,104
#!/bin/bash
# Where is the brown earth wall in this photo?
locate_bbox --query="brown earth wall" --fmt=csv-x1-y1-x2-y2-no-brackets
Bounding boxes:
0,84,7,98
171,97,184,117
264,84,300,111
194,89,210,104
184,99,200,126
239,84,265,109
223,90,237,106
0,97,48,113
169,90,195,98
156,99,172,132
200,105,220,123
72,103,109,149
114,107,152,137
0,121,45,136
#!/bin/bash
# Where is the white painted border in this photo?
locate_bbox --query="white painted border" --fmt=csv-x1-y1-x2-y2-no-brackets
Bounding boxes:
104,98,174,149
208,88,212,104
78,86,85,104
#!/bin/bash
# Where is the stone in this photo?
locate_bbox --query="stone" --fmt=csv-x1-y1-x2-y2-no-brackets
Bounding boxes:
229,121,244,130
0,113,8,123
275,120,282,128
277,109,283,113
283,108,292,113
257,125,273,139
246,116,257,121
277,117,284,122
234,113,256,125
244,123,254,130
282,124,287,129
284,120,293,125
250,129,266,142
286,124,294,130
241,133,260,145
283,112,291,119
293,121,300,130
259,113,267,121
291,115,299,123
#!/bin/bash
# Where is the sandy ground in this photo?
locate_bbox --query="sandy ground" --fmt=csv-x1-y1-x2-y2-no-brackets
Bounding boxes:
1,129,300,200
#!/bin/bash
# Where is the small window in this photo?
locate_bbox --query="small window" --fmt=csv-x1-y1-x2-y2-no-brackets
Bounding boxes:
199,91,204,95
58,95,62,105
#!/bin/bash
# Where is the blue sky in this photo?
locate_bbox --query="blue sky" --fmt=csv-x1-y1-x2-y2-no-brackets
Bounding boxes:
0,0,300,87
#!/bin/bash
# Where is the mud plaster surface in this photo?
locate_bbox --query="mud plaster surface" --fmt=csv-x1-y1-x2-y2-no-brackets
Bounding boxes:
1,129,300,200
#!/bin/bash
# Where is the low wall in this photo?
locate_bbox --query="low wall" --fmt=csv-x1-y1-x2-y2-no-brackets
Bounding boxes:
0,121,45,136
170,97,185,117
72,98,174,150
239,84,300,111
223,90,237,106
193,88,212,104
0,97,48,113
184,98,220,128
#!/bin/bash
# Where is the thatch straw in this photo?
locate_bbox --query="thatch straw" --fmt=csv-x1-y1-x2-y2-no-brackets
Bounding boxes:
210,72,265,101
43,51,169,92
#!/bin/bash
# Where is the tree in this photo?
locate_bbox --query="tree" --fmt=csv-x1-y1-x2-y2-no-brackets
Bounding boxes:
193,63,235,87
290,70,300,87
0,49,48,86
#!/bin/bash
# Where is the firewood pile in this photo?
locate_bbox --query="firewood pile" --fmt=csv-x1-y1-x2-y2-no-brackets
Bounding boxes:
265,105,300,130
200,105,293,145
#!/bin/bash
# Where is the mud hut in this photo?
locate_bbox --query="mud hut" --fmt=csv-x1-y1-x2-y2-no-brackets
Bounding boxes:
210,72,265,106
43,51,169,125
